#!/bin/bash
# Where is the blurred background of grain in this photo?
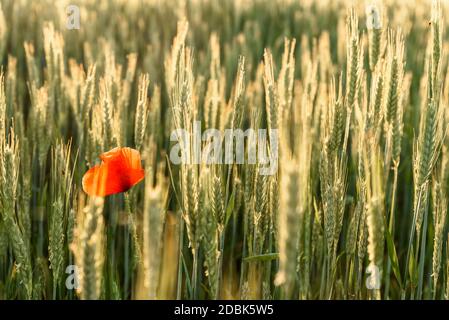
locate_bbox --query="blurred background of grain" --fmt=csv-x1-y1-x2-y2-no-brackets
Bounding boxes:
0,0,449,300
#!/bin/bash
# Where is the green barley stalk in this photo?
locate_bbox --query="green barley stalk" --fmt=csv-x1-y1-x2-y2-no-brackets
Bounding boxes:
366,4,383,72
263,49,279,133
346,9,362,110
66,63,96,165
363,143,385,300
73,197,105,300
431,181,446,298
165,21,203,299
275,158,300,299
382,30,405,298
199,166,220,298
406,3,444,298
49,141,75,299
134,73,150,151
148,85,162,145
24,42,41,87
277,38,296,123
142,161,167,299
383,30,405,170
0,131,33,298
100,80,115,150
43,23,66,135
320,80,349,298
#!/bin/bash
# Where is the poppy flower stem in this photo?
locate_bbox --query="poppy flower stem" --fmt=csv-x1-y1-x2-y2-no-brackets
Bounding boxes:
124,192,135,298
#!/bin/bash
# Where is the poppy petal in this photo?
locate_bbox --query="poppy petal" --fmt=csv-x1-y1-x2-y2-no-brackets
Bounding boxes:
127,168,145,186
83,147,145,197
101,161,133,195
100,147,122,162
82,162,127,196
121,147,143,170
82,165,110,196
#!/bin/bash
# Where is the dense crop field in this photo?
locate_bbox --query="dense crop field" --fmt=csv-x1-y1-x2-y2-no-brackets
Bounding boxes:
0,0,449,300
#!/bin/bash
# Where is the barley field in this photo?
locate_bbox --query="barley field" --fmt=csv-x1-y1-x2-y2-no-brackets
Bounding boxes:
0,0,449,300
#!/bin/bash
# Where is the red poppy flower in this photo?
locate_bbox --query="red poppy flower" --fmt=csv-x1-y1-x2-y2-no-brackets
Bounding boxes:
82,147,145,196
